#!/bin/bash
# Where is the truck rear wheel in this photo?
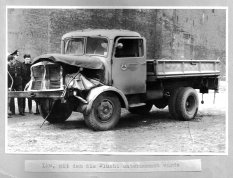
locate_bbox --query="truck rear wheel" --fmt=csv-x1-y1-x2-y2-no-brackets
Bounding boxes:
168,87,184,120
84,93,121,131
128,103,153,114
38,99,72,123
176,87,199,121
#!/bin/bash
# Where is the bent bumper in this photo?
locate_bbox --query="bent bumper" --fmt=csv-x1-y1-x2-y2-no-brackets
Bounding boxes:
8,90,64,99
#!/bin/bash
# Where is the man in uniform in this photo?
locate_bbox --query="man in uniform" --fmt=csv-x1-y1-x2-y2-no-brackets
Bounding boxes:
8,55,14,117
22,54,32,114
8,50,24,116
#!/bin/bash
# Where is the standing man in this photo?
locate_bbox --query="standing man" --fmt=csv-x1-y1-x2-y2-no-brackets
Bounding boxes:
22,54,32,114
8,55,14,118
8,50,25,116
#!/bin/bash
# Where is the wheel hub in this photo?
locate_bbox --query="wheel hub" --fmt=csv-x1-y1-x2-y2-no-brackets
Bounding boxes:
186,95,195,113
97,100,113,121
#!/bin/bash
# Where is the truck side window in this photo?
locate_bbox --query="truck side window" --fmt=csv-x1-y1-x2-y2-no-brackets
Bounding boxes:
115,39,144,58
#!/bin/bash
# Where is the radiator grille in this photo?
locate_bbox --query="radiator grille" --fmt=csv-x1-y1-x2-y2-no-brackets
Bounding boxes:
32,65,44,80
31,63,62,90
48,80,61,89
47,65,61,80
31,81,43,90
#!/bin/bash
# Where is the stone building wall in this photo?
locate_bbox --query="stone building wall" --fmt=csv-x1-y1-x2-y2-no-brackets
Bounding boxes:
48,9,158,58
8,9,49,60
7,8,226,77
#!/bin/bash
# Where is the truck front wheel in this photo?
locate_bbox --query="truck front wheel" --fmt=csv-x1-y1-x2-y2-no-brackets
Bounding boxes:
176,87,199,121
84,93,121,131
38,99,72,123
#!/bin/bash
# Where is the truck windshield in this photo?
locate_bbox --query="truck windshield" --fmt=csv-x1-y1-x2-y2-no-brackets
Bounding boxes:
65,38,84,55
65,37,108,56
86,37,108,56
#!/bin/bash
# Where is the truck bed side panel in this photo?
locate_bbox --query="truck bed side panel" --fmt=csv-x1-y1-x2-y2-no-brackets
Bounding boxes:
147,59,220,79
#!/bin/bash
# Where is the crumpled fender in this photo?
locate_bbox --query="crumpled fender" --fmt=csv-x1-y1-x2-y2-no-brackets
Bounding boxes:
85,85,128,114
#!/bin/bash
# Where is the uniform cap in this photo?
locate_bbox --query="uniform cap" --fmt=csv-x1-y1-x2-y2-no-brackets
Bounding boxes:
10,50,19,56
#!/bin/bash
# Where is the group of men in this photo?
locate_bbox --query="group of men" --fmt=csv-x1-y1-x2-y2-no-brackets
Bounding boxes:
8,50,39,117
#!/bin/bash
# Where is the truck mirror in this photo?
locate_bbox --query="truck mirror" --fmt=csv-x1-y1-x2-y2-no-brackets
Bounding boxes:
116,43,123,49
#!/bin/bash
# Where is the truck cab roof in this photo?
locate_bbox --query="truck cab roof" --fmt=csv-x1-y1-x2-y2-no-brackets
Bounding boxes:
62,29,141,40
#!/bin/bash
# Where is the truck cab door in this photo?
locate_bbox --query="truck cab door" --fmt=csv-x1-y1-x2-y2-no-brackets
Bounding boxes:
111,37,146,95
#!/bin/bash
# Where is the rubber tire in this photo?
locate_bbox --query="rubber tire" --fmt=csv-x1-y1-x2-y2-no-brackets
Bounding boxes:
38,99,72,123
168,87,184,120
153,98,168,109
176,87,199,121
84,93,121,131
128,103,153,115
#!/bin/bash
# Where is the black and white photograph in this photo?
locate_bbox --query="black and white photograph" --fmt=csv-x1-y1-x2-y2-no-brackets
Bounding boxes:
1,0,233,177
6,7,227,154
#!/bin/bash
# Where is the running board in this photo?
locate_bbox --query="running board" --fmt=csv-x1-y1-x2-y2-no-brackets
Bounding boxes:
129,103,146,108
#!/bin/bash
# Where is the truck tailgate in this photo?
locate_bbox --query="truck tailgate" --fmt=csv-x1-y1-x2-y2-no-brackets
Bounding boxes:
147,59,220,79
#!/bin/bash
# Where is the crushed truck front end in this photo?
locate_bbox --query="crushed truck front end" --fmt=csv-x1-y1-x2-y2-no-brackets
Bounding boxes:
8,53,106,124
8,29,136,130
8,61,65,100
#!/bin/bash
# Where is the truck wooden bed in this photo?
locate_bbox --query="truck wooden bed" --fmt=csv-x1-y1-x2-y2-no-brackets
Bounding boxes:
147,59,220,80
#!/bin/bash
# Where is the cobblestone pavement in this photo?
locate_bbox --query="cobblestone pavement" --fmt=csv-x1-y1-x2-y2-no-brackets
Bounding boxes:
7,83,226,153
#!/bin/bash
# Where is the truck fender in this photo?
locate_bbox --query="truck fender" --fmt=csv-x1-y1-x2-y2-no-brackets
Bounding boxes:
85,86,128,115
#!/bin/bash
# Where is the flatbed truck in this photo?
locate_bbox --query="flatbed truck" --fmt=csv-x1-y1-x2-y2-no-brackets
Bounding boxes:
8,29,220,131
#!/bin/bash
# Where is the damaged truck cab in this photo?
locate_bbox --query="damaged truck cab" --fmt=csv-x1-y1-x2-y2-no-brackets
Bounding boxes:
8,29,220,131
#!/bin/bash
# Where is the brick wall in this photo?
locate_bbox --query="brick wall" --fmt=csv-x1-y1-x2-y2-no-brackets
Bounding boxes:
8,9,49,61
8,9,226,77
48,9,158,58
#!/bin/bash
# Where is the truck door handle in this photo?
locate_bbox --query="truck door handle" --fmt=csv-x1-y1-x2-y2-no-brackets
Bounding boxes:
190,62,197,65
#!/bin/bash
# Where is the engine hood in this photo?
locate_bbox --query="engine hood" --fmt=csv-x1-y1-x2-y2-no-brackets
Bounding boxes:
32,53,104,70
